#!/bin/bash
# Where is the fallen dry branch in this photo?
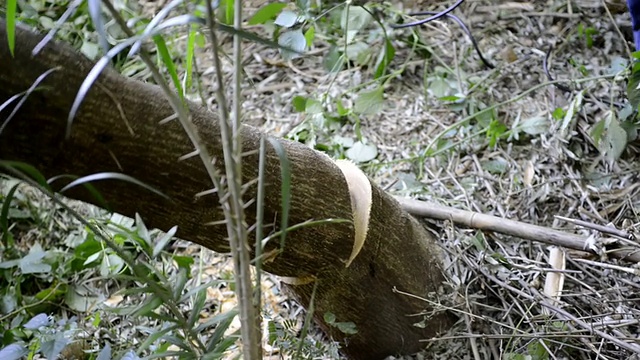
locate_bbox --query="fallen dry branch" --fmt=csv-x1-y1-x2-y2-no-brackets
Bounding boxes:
396,197,640,262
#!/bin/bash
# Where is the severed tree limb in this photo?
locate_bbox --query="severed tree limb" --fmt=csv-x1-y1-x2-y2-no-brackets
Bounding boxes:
0,21,455,359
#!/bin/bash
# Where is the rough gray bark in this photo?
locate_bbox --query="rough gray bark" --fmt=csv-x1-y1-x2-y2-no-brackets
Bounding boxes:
0,21,455,359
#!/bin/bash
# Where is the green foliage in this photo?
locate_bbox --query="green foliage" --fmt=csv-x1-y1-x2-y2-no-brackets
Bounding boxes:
288,94,379,163
323,312,357,335
577,23,598,49
266,318,341,359
0,180,240,359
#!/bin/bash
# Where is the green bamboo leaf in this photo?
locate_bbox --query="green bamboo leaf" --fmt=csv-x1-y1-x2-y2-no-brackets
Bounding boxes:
374,39,395,79
153,35,184,100
187,287,207,328
0,183,20,247
5,0,17,56
267,138,291,249
184,27,196,90
0,161,50,190
58,172,168,200
152,226,177,258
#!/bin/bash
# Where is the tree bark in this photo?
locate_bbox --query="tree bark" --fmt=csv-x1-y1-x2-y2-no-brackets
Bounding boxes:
0,21,454,359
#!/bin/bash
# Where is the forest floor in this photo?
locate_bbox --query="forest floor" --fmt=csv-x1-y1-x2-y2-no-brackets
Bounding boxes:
4,0,640,359
218,0,640,358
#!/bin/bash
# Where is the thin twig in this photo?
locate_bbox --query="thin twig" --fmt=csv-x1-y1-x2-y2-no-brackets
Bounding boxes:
554,215,634,240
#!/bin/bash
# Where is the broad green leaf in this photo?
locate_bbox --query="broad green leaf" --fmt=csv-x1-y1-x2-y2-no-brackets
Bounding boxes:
19,243,51,274
346,142,378,163
487,119,507,147
304,26,315,47
65,286,101,312
274,10,299,28
292,96,307,112
172,255,194,271
481,158,508,174
590,118,606,144
336,99,349,116
345,41,368,62
278,29,306,60
602,113,627,162
551,107,566,121
354,87,383,115
340,6,371,33
249,3,287,25
305,97,323,114
607,56,627,75
0,344,28,360
23,313,50,330
427,76,452,98
627,62,640,111
324,45,344,73
334,321,358,335
99,253,124,277
40,332,69,360
520,116,548,135
323,312,336,324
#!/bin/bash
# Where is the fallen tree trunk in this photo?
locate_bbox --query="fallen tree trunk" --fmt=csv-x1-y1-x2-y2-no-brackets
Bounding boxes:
0,21,454,359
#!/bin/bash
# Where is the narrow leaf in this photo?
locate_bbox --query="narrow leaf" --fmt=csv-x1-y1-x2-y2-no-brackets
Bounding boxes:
267,138,291,249
153,226,177,258
5,0,17,56
153,35,184,100
58,172,168,199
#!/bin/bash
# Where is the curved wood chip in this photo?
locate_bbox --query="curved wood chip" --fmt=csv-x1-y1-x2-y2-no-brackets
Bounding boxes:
335,159,372,267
